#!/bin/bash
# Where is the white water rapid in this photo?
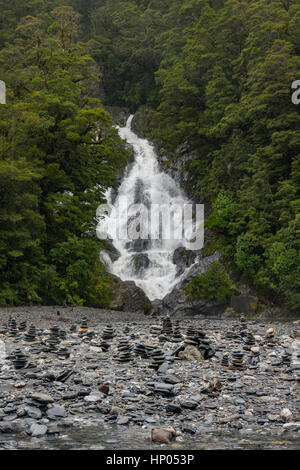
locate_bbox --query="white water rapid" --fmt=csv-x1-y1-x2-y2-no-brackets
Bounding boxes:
97,115,202,301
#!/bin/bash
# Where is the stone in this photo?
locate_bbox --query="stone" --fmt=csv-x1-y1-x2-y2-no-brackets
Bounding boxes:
84,392,103,403
25,406,42,420
280,408,293,422
178,345,202,362
117,416,130,425
46,406,67,420
180,399,198,409
30,423,48,437
98,384,109,395
31,393,54,404
151,427,176,444
109,278,152,314
166,403,182,413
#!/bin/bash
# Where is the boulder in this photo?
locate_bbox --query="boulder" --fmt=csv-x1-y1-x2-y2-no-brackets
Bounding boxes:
109,277,152,314
178,345,203,362
151,427,176,444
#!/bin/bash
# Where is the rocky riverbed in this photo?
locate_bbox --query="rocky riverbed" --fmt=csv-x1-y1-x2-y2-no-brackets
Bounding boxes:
0,306,299,450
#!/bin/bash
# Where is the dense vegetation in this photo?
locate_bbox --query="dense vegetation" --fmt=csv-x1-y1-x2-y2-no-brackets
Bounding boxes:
0,3,130,306
185,261,237,304
0,0,299,311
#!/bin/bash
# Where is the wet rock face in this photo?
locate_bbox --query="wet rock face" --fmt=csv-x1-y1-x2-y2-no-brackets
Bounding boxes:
152,251,224,317
109,278,152,315
101,239,121,263
172,247,197,276
104,106,131,127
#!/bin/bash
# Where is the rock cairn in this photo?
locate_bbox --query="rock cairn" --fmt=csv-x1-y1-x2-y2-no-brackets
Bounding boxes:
100,324,115,351
18,321,27,331
12,349,27,369
172,321,182,343
24,324,36,342
185,326,198,345
221,353,230,367
231,349,244,369
265,328,275,346
9,318,18,336
116,338,132,362
162,315,173,336
60,329,67,340
135,343,151,358
47,325,60,351
0,324,7,335
243,331,256,350
149,347,165,369
80,317,88,332
249,346,260,367
150,325,163,336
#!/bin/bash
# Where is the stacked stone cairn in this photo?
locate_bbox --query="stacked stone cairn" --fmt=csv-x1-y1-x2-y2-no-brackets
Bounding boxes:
135,343,151,359
24,324,36,342
12,349,27,369
149,347,165,370
100,324,115,351
60,329,67,340
0,323,7,335
221,353,230,367
265,328,275,347
57,346,70,359
172,321,182,343
162,315,173,336
231,349,244,369
184,326,199,345
248,347,260,367
9,318,18,337
243,331,256,351
281,349,291,367
150,325,163,336
116,338,132,363
79,317,88,333
47,325,60,351
18,321,27,331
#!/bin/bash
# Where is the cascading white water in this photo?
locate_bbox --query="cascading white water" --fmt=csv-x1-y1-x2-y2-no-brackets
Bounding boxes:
97,115,199,301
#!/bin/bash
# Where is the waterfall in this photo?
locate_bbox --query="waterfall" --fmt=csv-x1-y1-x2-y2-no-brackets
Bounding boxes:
97,115,201,301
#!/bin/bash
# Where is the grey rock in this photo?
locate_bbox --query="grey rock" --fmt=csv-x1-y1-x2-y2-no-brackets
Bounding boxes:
30,423,48,437
46,406,67,420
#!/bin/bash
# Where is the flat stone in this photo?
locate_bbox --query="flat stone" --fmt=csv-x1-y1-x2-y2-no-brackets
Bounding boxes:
30,423,48,437
180,399,198,409
31,393,54,404
25,406,42,420
117,416,130,425
46,406,67,420
84,392,103,403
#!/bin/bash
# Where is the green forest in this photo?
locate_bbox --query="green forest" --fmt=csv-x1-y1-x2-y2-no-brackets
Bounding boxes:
0,0,299,312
